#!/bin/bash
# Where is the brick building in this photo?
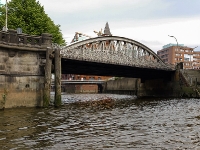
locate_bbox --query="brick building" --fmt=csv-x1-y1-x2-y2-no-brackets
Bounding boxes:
157,44,200,69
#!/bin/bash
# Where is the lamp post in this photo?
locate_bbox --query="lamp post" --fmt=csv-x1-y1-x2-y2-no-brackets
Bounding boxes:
168,35,178,51
5,0,8,31
168,35,181,68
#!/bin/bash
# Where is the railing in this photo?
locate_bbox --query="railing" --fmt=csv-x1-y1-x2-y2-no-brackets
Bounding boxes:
51,80,106,85
62,36,176,71
0,29,52,48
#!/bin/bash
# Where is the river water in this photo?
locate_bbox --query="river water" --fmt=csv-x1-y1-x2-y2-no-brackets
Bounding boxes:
0,94,200,150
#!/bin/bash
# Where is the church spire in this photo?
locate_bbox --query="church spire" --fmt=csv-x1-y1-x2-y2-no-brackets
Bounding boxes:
103,22,112,36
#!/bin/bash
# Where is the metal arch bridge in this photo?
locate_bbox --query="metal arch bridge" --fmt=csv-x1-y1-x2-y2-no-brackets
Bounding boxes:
59,36,176,79
61,36,174,71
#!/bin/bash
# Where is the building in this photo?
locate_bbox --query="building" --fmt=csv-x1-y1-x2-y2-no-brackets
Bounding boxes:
193,51,200,69
157,44,200,69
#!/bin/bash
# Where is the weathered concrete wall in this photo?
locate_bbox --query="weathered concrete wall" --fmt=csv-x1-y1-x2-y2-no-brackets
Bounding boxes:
105,78,138,90
104,77,178,97
181,69,200,86
62,85,76,93
75,84,98,93
137,78,178,97
179,69,200,97
62,84,98,93
104,78,138,95
0,48,46,109
0,30,53,109
103,69,200,98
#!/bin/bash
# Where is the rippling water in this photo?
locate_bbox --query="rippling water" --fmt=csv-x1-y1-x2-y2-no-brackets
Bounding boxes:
0,94,200,150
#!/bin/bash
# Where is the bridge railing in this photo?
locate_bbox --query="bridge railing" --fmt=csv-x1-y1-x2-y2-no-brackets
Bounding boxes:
0,29,52,48
62,36,177,71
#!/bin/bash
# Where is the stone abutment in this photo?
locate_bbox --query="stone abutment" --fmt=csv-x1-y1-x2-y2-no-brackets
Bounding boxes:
103,63,200,98
0,30,62,109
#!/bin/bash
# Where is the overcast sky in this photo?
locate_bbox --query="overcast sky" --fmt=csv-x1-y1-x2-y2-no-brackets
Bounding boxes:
4,0,200,52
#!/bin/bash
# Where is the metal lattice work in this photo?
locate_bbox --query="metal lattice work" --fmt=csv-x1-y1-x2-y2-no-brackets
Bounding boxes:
61,36,175,70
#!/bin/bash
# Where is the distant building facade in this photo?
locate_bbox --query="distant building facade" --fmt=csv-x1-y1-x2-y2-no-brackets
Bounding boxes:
157,44,200,69
61,74,110,81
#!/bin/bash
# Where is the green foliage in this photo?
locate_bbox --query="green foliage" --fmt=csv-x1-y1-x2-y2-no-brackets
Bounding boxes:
0,0,65,45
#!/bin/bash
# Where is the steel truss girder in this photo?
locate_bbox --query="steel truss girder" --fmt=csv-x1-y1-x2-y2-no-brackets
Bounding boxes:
61,36,175,70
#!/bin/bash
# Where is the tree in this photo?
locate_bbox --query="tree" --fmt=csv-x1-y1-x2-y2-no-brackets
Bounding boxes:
0,0,65,45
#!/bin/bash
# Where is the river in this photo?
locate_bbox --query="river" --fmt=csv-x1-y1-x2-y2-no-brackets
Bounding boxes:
0,94,200,150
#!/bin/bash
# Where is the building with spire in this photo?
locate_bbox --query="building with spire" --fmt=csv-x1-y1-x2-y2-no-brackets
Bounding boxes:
94,22,112,37
102,22,112,36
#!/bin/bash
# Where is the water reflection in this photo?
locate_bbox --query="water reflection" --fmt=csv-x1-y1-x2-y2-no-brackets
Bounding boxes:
0,94,200,149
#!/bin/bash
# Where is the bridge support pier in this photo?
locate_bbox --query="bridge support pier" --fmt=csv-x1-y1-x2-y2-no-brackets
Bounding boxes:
43,47,53,107
54,48,61,107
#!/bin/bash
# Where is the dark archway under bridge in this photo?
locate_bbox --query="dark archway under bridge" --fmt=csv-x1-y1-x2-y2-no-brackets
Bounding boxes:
61,58,175,80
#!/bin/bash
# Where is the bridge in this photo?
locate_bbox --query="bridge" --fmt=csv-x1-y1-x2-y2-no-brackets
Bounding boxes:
60,36,175,79
1,29,186,110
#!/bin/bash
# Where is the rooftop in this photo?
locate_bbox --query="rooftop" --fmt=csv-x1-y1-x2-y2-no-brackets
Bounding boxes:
163,43,184,49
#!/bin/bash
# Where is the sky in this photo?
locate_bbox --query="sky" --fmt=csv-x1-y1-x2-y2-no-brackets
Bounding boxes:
3,0,200,52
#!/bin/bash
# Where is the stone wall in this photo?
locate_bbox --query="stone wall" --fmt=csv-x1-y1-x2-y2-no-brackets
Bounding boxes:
104,77,177,97
179,69,200,97
0,30,52,109
103,78,138,95
0,48,46,109
75,84,98,93
103,69,200,98
62,84,98,93
137,78,177,97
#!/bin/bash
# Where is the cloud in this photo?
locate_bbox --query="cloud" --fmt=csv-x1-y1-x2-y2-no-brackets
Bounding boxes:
112,17,200,51
39,0,153,13
37,0,200,52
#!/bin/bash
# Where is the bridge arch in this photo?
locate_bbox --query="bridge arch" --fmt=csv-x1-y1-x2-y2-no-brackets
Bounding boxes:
61,36,174,70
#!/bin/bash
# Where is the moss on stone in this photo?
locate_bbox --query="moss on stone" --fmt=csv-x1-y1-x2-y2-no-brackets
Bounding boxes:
43,93,49,107
54,94,61,107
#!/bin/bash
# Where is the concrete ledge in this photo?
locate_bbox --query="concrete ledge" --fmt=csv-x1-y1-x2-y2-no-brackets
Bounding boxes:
0,43,47,51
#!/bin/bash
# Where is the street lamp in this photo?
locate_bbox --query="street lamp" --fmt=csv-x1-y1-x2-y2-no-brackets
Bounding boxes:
168,35,181,68
168,35,179,51
5,0,8,31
